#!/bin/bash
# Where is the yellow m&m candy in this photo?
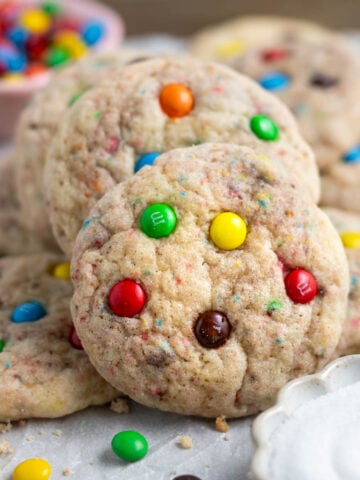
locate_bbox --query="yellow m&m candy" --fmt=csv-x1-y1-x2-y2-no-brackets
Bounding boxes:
340,232,360,249
210,212,247,250
13,458,51,480
52,262,71,279
20,10,51,34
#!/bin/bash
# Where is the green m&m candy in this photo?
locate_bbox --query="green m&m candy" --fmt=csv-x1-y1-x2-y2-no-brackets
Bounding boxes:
140,203,177,238
250,114,279,141
0,339,4,352
111,430,148,462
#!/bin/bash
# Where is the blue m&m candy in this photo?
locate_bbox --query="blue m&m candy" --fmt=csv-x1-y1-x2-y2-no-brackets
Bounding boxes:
7,53,26,72
258,71,290,91
135,152,161,173
11,301,47,323
342,145,360,164
6,26,29,49
81,20,105,46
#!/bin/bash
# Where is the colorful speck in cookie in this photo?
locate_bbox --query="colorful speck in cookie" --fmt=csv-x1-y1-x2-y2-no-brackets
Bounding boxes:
44,55,318,257
190,16,360,173
13,49,152,247
0,252,120,421
323,208,360,356
71,143,348,418
0,156,49,256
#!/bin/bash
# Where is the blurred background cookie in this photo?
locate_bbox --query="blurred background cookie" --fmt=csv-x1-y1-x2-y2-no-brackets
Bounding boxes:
190,16,360,174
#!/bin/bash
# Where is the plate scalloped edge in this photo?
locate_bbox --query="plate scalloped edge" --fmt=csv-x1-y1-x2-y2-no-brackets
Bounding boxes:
250,354,360,480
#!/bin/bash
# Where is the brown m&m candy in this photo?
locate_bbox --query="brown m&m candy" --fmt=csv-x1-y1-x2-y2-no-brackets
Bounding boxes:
194,310,232,348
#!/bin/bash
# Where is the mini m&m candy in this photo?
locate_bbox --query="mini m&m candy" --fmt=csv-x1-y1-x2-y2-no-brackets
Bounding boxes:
0,339,4,352
159,83,195,118
261,48,288,62
20,9,51,34
135,152,161,172
13,458,51,480
209,212,247,250
342,145,360,164
285,268,317,304
250,114,279,141
69,325,83,350
51,261,71,279
82,20,105,46
11,301,46,323
194,310,232,348
140,203,177,238
108,279,146,317
258,71,290,91
340,232,360,249
111,430,148,462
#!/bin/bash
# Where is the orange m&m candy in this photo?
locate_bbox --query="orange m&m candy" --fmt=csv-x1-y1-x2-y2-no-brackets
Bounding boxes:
159,83,194,118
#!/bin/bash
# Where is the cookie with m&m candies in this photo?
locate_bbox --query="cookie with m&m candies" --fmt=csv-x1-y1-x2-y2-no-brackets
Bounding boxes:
71,143,347,418
190,16,360,173
44,56,318,257
0,252,120,421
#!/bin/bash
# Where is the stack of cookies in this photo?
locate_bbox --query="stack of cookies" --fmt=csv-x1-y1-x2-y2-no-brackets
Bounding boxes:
0,15,358,423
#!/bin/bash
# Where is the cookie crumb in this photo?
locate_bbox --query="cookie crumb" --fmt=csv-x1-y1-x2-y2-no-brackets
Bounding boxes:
110,397,130,414
215,415,229,432
0,439,14,455
25,435,35,442
63,468,71,476
179,435,193,449
16,420,27,428
52,429,63,437
0,423,12,434
223,434,230,441
37,430,45,436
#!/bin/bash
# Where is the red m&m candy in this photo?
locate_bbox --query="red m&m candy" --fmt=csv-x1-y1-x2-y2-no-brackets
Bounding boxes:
285,268,317,304
261,48,288,62
108,279,146,317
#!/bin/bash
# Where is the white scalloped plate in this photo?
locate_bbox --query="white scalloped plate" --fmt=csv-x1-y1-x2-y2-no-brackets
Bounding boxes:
251,354,360,480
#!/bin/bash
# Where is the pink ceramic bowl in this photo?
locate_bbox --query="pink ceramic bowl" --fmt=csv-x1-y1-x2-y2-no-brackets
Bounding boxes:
0,0,125,139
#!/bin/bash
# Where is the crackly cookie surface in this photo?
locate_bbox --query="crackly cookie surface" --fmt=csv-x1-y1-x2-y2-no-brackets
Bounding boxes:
323,208,360,356
0,253,119,421
71,144,347,418
14,49,150,246
190,16,360,172
0,156,48,256
45,55,318,257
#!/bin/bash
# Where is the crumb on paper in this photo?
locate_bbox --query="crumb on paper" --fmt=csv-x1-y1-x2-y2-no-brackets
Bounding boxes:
16,420,27,428
37,430,45,436
110,397,130,414
52,429,63,437
25,435,35,442
179,435,193,449
0,439,13,455
223,434,230,441
89,461,96,466
63,468,71,476
215,415,229,432
0,423,12,434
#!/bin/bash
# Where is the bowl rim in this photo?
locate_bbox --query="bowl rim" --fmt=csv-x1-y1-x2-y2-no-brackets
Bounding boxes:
0,0,125,94
250,354,360,480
